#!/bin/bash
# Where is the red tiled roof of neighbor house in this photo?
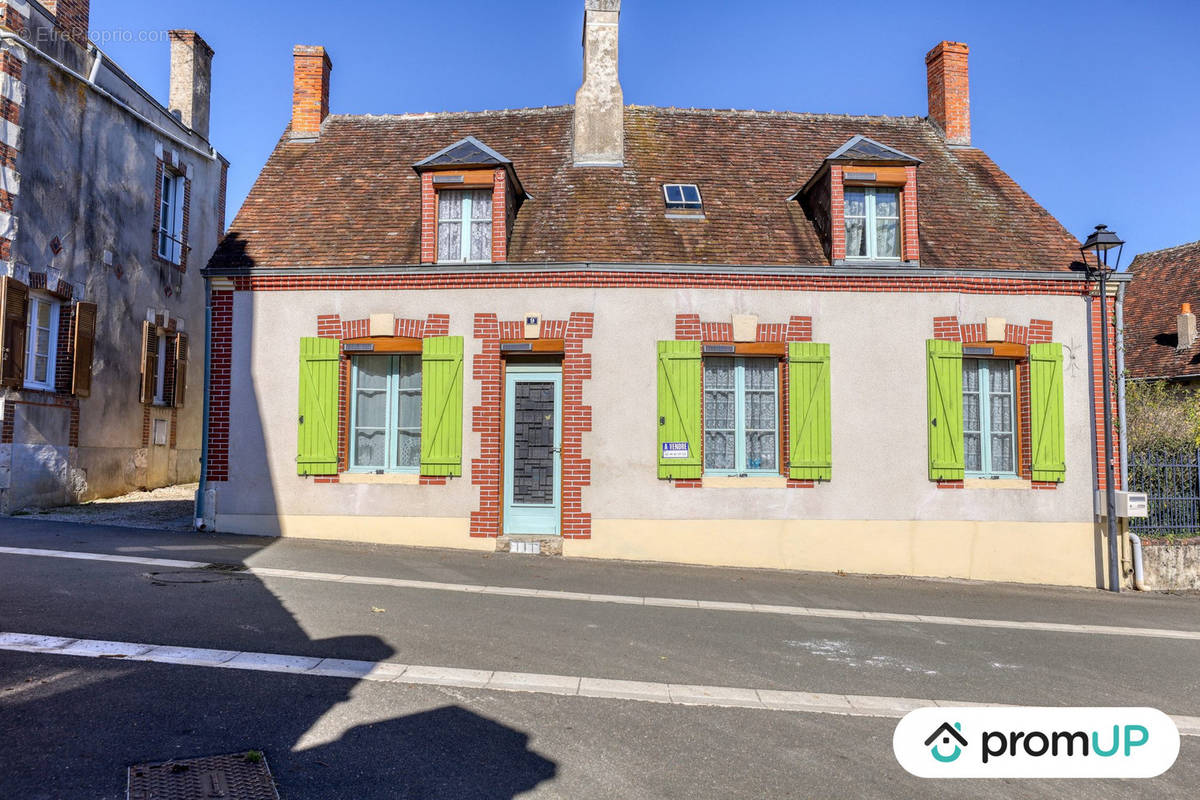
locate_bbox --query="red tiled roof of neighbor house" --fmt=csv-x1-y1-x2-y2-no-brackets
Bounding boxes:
1125,240,1200,380
209,105,1082,273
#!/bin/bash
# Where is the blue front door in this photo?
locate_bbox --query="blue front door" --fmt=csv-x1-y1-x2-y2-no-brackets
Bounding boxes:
503,365,562,535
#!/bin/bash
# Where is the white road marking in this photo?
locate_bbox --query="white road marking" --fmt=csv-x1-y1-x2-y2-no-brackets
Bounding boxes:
0,630,1196,736
2,545,1200,643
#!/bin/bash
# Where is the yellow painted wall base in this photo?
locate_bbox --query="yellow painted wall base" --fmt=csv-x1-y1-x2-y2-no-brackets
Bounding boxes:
566,519,1108,588
215,514,492,551
216,514,1109,588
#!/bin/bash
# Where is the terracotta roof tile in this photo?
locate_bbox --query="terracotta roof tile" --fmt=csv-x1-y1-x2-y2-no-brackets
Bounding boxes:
209,105,1082,272
1125,240,1200,380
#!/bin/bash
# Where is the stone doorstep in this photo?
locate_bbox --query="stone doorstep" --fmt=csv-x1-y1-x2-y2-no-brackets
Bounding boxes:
495,535,563,556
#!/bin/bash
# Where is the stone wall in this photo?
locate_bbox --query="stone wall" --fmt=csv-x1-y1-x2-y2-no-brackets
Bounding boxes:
1142,543,1200,591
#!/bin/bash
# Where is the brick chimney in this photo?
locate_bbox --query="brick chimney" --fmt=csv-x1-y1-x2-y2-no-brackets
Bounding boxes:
925,41,970,146
168,31,214,140
1179,303,1197,350
43,0,89,46
573,0,623,167
291,45,332,138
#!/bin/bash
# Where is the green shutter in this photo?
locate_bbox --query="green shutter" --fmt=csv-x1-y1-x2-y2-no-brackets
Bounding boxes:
927,339,964,481
1029,341,1066,482
657,340,703,479
420,336,464,477
297,337,340,476
788,342,832,481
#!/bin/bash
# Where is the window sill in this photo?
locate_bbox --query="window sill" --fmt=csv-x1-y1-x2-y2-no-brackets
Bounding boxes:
963,478,1032,490
22,383,55,393
340,472,420,485
700,475,788,489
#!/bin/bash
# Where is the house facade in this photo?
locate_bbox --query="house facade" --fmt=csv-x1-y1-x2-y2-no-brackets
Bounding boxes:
202,1,1126,587
0,1,227,511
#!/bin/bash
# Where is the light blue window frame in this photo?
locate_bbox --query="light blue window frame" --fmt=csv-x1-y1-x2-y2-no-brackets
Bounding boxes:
843,186,900,260
963,358,1018,480
703,357,779,476
348,354,421,473
436,188,492,264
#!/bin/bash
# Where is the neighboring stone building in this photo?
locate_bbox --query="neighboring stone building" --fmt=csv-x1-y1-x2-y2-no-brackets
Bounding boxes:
1125,241,1200,388
0,1,227,510
201,1,1129,588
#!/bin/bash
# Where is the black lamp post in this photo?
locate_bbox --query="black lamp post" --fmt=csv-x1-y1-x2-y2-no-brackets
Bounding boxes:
1080,224,1124,593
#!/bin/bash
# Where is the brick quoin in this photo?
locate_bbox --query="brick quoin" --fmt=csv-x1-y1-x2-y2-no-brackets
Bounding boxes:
829,165,846,261
902,165,920,261
675,313,813,489
0,2,28,37
1090,293,1121,491
205,290,234,481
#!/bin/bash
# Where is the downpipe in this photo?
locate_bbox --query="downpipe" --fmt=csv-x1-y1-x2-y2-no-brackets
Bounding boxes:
1128,531,1146,592
194,279,213,530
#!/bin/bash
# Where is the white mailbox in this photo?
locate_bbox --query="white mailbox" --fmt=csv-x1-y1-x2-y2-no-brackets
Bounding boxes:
1094,491,1149,518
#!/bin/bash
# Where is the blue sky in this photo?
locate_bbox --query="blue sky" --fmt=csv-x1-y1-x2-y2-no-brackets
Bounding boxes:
90,0,1199,262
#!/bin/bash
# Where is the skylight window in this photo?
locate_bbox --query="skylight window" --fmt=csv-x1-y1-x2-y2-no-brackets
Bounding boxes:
663,184,702,210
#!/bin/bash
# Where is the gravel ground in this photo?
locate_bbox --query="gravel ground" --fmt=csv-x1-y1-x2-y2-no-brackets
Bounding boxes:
22,483,197,531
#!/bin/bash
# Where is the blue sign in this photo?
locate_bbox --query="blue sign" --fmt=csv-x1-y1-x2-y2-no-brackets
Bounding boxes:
662,442,689,460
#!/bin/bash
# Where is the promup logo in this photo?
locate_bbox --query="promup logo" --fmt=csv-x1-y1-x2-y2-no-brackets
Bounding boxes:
924,722,967,763
894,707,1179,779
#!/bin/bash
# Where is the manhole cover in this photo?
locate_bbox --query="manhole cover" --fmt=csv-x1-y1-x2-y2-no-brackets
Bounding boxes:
128,752,279,799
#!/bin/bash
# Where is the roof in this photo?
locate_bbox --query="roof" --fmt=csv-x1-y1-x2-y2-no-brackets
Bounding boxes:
210,105,1083,272
1125,240,1200,380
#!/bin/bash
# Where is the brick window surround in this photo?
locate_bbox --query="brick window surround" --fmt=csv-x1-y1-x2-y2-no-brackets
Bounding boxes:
830,163,920,263
311,313,453,485
420,169,510,265
471,313,594,539
1,287,81,449
931,315,1059,490
673,314,815,489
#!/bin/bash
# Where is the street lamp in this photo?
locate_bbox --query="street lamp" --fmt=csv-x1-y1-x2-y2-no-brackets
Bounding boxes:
1080,224,1124,593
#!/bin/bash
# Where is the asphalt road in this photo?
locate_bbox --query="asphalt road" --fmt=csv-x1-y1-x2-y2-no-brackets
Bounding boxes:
2,516,1199,799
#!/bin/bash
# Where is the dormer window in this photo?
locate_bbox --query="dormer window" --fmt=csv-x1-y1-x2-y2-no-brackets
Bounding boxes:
663,184,702,210
796,135,921,265
437,189,493,263
844,186,900,260
414,136,527,265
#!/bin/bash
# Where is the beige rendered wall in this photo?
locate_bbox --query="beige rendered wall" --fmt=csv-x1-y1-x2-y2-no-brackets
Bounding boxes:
212,285,1104,586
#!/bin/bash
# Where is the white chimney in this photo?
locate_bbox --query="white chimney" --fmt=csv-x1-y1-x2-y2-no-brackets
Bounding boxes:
1179,303,1197,350
573,0,623,167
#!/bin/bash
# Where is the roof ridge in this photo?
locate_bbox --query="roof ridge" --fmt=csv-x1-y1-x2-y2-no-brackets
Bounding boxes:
1132,238,1200,260
326,105,930,124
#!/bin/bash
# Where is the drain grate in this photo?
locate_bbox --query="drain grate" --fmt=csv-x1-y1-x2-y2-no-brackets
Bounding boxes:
127,752,279,799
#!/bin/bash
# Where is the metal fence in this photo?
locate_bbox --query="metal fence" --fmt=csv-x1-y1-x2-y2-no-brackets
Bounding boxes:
1128,448,1200,536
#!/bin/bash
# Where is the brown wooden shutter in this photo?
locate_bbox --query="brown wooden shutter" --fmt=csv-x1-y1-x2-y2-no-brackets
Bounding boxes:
140,321,157,404
72,302,97,397
172,332,188,408
0,277,29,388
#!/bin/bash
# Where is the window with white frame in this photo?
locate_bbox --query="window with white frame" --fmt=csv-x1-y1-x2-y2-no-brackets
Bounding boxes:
844,186,900,260
963,358,1017,478
157,170,185,265
663,183,703,210
437,189,492,263
24,294,61,390
350,355,422,472
703,357,778,474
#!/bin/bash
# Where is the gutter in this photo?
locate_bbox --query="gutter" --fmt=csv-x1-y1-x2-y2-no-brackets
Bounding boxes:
0,31,218,162
203,260,1125,282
